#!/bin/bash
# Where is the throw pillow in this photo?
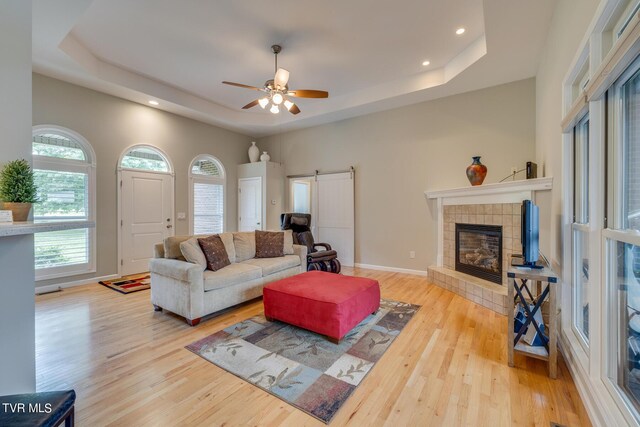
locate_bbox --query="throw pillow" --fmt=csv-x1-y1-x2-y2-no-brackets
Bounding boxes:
255,230,284,258
283,229,294,255
219,232,236,263
198,235,231,271
180,238,207,270
233,232,256,262
163,235,191,260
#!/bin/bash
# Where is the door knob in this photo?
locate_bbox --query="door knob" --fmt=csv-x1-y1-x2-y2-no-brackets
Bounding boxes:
166,225,173,229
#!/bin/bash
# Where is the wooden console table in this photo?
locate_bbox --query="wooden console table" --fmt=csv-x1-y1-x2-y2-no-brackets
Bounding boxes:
507,260,558,378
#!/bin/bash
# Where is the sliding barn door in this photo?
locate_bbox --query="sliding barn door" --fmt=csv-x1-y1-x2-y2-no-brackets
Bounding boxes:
315,172,355,267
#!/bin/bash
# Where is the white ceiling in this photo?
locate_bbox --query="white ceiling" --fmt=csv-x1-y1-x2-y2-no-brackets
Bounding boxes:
33,0,557,137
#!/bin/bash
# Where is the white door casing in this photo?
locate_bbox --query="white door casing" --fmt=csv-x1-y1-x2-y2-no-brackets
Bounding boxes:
238,177,263,232
315,172,355,267
120,170,174,275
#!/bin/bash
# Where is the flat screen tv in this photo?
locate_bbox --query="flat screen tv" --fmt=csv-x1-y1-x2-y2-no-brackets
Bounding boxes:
520,200,541,268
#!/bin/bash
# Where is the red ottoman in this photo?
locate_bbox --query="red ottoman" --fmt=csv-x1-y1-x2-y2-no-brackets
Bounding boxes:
263,271,381,343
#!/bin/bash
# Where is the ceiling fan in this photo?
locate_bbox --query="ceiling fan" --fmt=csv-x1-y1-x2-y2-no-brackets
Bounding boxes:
222,45,328,115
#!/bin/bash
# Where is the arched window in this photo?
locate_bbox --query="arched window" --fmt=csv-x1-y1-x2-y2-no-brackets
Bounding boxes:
32,126,96,280
120,145,171,173
189,155,225,234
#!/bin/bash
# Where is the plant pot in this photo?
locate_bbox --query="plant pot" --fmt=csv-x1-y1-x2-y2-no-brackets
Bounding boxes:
2,202,32,222
466,156,487,186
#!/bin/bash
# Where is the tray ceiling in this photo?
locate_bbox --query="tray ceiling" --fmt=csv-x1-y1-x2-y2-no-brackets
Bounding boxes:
33,0,557,137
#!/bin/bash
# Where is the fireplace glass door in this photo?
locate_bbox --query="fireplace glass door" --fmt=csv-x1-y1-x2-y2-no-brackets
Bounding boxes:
455,223,503,284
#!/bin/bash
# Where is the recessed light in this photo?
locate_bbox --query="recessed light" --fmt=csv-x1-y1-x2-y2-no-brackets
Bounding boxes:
422,60,431,66
456,28,466,35
148,100,159,106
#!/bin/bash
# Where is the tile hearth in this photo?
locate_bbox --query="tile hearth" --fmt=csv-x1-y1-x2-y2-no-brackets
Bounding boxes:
428,266,508,315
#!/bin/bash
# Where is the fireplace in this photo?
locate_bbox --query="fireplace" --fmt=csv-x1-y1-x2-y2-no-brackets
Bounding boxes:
455,223,503,284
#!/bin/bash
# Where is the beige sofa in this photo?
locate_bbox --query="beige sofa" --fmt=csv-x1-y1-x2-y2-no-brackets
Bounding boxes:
149,231,307,325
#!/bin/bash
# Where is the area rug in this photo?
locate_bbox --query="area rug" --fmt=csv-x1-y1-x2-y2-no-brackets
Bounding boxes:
186,299,420,423
99,273,150,294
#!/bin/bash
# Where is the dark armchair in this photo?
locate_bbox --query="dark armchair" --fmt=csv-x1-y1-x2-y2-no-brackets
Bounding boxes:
281,213,341,273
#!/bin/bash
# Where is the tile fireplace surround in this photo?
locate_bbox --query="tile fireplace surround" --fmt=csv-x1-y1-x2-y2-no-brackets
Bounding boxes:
425,178,553,315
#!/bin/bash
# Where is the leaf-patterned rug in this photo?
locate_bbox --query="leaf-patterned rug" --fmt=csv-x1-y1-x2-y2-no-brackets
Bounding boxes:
185,299,420,424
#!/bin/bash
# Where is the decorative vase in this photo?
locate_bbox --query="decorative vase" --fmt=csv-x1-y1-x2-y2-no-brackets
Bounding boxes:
2,202,32,222
248,141,260,163
466,156,487,186
260,151,271,162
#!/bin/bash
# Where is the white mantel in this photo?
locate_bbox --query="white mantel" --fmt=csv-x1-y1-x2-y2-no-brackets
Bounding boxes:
425,177,553,267
425,177,553,205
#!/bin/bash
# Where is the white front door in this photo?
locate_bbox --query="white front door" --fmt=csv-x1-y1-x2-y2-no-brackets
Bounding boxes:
238,177,262,231
315,172,355,267
120,170,174,275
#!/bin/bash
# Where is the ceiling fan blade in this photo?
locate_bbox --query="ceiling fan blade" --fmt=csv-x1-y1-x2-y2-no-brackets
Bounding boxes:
274,68,290,88
287,89,329,98
222,81,262,91
242,100,260,109
288,103,301,115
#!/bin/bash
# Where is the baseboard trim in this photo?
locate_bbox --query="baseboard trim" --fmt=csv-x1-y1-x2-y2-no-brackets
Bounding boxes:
353,263,428,277
558,333,604,426
35,274,119,295
558,329,632,427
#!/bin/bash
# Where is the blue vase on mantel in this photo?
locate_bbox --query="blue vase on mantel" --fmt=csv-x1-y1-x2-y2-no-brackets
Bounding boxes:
466,156,487,186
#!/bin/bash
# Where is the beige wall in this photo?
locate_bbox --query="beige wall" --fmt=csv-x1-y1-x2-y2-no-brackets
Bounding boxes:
259,78,536,271
33,74,252,287
535,0,600,267
0,2,35,394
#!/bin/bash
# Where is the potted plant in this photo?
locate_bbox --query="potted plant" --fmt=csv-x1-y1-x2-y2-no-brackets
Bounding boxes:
0,159,38,222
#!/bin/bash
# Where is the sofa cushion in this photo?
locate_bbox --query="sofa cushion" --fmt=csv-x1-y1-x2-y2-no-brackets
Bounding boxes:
164,236,192,260
284,229,294,255
180,238,207,270
203,262,262,291
198,235,231,272
233,232,256,262
219,232,236,263
255,230,284,258
241,255,301,276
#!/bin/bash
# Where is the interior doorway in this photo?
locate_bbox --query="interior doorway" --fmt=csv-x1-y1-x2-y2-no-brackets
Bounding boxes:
287,172,355,267
238,177,263,232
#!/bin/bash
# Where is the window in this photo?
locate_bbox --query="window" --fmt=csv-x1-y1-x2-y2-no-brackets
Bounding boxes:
572,114,590,344
120,146,170,172
32,128,95,280
189,156,225,234
606,56,640,416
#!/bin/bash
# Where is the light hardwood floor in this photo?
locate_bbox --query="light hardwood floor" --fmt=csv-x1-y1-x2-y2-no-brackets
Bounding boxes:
35,267,591,426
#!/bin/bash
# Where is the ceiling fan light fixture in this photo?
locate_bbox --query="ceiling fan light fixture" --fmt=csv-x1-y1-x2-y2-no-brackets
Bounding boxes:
283,99,294,111
272,92,284,105
222,45,328,115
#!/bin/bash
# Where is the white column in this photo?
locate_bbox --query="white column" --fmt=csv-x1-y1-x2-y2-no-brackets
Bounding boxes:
0,1,35,394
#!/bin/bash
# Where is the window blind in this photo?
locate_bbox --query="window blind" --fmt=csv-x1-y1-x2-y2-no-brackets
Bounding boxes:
33,168,89,269
193,182,223,234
